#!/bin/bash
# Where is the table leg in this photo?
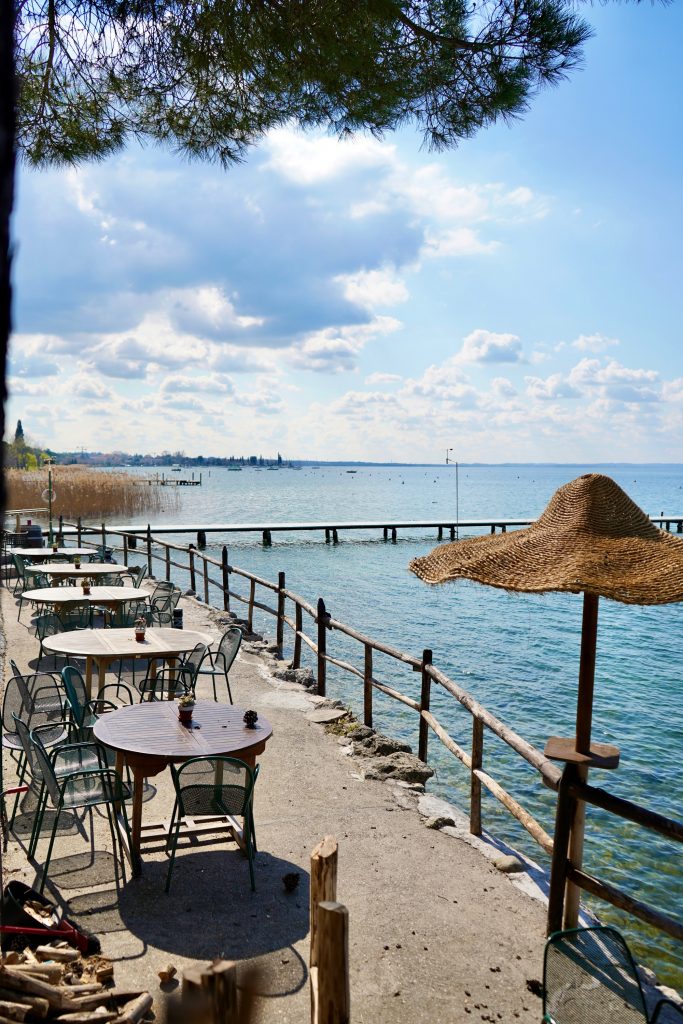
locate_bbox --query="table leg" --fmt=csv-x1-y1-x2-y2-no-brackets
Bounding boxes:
85,657,94,701
166,657,176,699
130,766,146,877
97,657,107,698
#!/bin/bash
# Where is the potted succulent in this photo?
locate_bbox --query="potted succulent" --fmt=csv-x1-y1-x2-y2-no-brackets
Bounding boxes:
74,555,82,569
134,616,147,642
178,692,196,724
81,577,92,596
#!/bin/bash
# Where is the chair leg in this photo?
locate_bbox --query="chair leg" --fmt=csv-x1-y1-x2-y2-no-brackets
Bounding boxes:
38,804,63,894
244,815,256,892
28,781,47,858
225,672,233,705
164,804,182,893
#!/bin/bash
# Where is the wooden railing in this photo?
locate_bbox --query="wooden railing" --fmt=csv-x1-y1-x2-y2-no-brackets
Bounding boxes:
61,520,682,941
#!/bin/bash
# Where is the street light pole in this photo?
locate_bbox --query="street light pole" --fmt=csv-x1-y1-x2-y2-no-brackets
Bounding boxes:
445,449,459,540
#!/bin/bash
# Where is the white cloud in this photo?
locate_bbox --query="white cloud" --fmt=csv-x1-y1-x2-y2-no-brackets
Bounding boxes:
568,358,660,403
525,373,580,400
335,267,408,310
290,317,401,373
169,286,264,335
455,329,524,365
364,372,402,385
421,227,500,259
571,333,620,353
263,127,395,184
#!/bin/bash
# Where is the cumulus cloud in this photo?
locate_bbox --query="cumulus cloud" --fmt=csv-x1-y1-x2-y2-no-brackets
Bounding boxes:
335,267,409,310
568,358,660,403
290,317,401,373
263,127,394,184
421,228,500,259
455,329,524,365
525,373,580,400
168,286,264,338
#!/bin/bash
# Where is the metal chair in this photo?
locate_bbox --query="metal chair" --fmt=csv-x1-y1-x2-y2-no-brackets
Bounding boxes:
195,626,242,703
121,564,148,588
148,587,181,626
28,725,131,893
543,926,683,1024
165,756,257,893
139,643,208,702
61,666,96,741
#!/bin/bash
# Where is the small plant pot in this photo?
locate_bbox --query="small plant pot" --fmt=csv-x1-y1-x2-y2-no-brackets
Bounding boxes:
178,706,194,725
74,560,81,569
135,629,146,643
52,546,58,553
82,585,91,596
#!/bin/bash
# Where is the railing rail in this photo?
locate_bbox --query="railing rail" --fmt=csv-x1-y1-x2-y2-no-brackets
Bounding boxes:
43,519,683,942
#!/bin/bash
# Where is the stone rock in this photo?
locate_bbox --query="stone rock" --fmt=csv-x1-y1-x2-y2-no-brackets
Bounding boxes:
306,708,348,724
355,734,412,757
273,667,316,688
424,815,455,830
493,855,524,874
345,724,374,741
242,632,264,642
362,752,434,785
184,589,196,597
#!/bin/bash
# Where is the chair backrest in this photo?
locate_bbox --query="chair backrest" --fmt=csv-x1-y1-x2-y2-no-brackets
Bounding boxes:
13,715,45,782
28,728,63,805
182,643,209,684
217,627,242,672
57,603,91,631
131,564,148,587
61,665,88,730
35,611,63,642
95,680,135,707
150,581,175,600
3,673,64,735
543,926,648,1024
173,756,255,819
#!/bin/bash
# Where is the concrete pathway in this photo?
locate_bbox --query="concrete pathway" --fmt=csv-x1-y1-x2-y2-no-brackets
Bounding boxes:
1,579,550,1023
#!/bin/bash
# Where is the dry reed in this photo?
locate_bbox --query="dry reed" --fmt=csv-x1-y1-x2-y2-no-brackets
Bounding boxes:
5,467,178,522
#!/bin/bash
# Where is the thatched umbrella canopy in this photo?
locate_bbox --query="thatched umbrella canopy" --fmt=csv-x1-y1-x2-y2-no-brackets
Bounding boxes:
410,473,683,766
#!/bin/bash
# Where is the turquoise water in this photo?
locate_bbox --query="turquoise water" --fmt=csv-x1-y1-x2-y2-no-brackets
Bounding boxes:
102,463,682,985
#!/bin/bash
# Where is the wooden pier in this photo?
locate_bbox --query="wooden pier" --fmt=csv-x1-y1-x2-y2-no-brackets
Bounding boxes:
141,473,202,486
56,514,683,549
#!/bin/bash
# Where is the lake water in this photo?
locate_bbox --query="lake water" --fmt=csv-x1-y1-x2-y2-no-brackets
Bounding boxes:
103,462,682,985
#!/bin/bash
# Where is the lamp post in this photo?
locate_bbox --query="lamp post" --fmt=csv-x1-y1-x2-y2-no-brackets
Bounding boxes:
41,460,56,545
445,449,459,540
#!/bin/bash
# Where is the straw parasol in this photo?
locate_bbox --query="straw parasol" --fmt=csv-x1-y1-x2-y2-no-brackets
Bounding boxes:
410,472,683,767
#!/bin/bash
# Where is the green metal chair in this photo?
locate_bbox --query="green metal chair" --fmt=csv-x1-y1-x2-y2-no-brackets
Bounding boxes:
148,587,181,626
58,603,92,631
139,642,208,701
28,725,131,893
11,553,30,595
195,626,242,703
121,564,148,588
61,666,97,741
165,756,257,893
12,716,102,858
543,926,683,1024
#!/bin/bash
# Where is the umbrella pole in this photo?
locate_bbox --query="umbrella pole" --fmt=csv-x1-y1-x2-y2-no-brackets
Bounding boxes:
564,591,599,927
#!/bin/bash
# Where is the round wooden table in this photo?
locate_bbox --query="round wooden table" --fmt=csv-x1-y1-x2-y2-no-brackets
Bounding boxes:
93,701,273,873
22,585,149,612
12,547,96,559
41,626,213,699
29,563,129,580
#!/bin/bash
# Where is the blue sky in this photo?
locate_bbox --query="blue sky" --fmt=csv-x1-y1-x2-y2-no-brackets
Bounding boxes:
8,2,683,462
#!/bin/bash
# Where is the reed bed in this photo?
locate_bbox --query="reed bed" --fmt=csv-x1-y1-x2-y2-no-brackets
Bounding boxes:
5,466,178,520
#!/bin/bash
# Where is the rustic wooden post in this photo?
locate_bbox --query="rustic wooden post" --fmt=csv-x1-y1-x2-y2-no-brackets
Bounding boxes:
221,545,230,611
277,571,286,657
391,527,397,542
165,543,171,582
77,516,82,545
247,579,256,634
292,602,303,669
450,525,455,539
203,555,210,604
146,524,152,576
101,521,106,552
263,529,272,546
325,528,330,544
188,544,196,592
179,960,237,1023
547,764,580,935
310,835,338,969
418,648,432,762
197,529,206,548
123,534,128,564
438,525,443,540
363,644,373,728
470,717,484,836
316,598,329,696
332,529,339,544
383,527,388,541
317,902,350,1024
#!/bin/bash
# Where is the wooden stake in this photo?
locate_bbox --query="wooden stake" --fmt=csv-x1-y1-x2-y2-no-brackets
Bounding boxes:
310,836,338,971
316,902,350,1024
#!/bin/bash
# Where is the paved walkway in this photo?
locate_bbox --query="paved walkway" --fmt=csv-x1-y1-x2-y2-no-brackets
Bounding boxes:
1,578,550,1023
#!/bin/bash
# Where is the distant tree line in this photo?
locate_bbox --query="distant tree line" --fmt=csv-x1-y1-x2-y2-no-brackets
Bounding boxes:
3,418,53,469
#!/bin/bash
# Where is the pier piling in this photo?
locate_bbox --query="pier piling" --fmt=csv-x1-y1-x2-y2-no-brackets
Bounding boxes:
332,529,339,544
197,529,207,548
263,529,272,546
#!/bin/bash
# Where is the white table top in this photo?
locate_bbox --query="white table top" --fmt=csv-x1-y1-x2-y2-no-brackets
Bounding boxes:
12,547,97,558
30,563,129,578
42,626,212,660
23,586,149,605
